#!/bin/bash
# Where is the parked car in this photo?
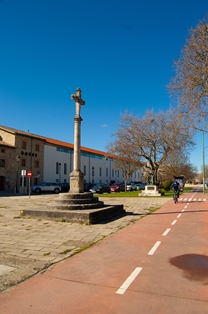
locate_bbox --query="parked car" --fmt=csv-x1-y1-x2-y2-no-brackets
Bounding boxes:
90,183,111,194
84,182,93,192
126,182,137,191
32,182,61,194
60,182,70,192
136,182,142,190
137,182,147,190
110,182,125,192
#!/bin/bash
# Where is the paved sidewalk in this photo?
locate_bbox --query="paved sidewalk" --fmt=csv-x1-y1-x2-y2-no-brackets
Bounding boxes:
0,193,171,293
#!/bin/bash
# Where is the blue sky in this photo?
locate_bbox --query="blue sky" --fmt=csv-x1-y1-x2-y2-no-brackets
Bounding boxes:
0,0,207,171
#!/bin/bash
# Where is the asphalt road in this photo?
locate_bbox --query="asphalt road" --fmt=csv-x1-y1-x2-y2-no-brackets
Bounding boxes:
0,187,207,313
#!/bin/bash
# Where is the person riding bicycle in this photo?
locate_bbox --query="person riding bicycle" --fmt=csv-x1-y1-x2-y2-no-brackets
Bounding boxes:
170,179,180,199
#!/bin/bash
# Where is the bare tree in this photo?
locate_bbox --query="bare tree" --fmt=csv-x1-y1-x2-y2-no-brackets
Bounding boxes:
158,150,198,182
168,15,208,124
106,143,141,191
108,109,195,185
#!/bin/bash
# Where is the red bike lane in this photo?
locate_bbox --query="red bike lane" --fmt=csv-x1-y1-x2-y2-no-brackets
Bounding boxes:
1,190,208,313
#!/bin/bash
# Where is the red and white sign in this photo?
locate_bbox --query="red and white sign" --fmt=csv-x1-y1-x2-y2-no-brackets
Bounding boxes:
27,170,32,178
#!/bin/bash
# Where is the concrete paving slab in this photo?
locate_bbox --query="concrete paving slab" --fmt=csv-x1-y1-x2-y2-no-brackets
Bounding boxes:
0,265,16,275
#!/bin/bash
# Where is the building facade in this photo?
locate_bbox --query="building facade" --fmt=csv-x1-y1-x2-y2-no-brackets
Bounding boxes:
0,126,144,192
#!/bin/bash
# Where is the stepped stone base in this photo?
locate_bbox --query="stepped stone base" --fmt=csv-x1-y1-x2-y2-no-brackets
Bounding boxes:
20,192,125,224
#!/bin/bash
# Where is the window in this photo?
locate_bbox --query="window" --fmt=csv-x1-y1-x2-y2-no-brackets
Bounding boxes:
117,170,119,178
83,165,86,175
99,167,102,176
35,160,39,168
64,163,67,175
22,141,26,149
112,169,114,177
106,168,108,177
0,159,5,167
56,162,59,174
21,159,26,167
35,144,40,151
92,167,94,176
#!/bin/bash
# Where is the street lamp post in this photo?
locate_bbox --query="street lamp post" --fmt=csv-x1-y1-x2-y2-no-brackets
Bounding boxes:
194,127,208,194
202,131,205,194
16,156,20,193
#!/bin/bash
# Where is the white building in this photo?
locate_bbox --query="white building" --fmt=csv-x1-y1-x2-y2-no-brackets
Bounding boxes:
43,136,144,185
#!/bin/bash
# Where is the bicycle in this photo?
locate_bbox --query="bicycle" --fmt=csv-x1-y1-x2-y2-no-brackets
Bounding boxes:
173,189,179,204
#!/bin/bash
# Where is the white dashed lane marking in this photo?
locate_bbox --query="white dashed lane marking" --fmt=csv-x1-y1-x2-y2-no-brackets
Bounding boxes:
179,198,206,202
116,267,143,295
148,241,161,255
162,228,171,236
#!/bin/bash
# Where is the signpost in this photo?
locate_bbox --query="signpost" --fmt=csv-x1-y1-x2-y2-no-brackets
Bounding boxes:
27,170,32,198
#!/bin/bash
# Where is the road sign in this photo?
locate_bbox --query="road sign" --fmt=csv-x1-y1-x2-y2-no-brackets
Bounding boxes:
27,170,32,178
21,170,26,176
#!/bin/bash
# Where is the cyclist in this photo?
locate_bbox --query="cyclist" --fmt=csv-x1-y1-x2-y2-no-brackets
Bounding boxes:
170,179,180,202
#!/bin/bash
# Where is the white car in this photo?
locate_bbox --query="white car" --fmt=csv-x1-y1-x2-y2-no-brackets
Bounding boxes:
126,183,137,191
32,182,61,194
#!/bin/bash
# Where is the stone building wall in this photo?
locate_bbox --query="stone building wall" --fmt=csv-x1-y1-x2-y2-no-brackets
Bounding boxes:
0,129,15,146
14,134,45,187
0,144,15,190
0,127,45,191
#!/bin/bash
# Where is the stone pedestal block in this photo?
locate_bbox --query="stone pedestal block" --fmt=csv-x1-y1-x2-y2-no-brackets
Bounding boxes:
140,185,161,197
70,170,84,193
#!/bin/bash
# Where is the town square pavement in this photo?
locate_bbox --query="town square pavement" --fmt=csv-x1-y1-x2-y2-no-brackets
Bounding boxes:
0,192,171,293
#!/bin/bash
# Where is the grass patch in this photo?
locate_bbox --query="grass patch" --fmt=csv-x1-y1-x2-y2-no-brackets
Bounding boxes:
43,252,51,256
94,191,139,197
94,186,193,198
72,244,92,255
60,249,71,254
159,186,192,197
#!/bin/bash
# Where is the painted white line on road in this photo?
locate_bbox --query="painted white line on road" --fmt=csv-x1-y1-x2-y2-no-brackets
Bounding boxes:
182,209,185,212
194,198,197,201
184,205,187,208
199,198,201,201
148,241,161,255
203,199,206,201
177,214,182,218
162,228,171,236
184,198,187,201
116,267,143,295
171,220,177,225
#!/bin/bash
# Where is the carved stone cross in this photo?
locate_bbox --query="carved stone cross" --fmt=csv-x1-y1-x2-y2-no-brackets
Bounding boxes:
71,88,85,117
70,88,85,193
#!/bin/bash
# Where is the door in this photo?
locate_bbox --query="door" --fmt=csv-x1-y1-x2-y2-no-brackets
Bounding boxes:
0,176,5,190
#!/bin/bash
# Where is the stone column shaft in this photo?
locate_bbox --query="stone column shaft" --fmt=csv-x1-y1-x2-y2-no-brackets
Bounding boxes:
73,116,81,171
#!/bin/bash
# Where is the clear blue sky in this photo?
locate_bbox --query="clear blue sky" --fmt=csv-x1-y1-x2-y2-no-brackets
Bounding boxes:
0,0,207,171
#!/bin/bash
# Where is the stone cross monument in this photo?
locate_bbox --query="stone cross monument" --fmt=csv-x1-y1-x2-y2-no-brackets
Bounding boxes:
70,88,85,193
